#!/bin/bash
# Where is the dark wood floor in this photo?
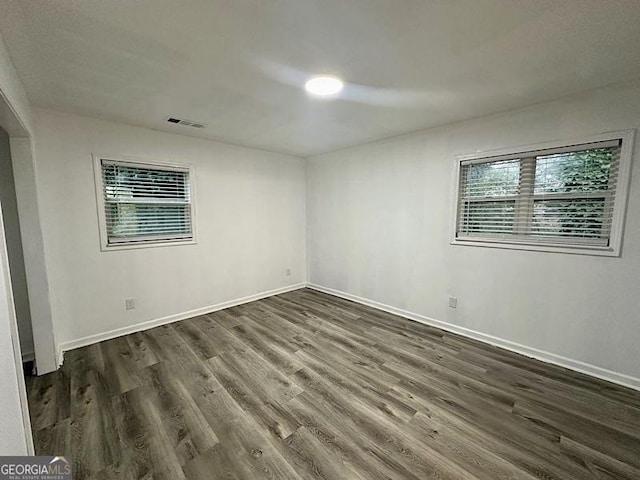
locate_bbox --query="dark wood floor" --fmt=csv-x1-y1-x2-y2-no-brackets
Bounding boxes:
27,288,640,479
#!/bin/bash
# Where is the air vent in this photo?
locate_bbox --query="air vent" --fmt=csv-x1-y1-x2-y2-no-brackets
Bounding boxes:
165,117,206,129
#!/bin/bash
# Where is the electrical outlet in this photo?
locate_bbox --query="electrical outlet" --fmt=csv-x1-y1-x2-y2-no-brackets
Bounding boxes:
125,298,135,310
448,296,458,309
285,268,292,276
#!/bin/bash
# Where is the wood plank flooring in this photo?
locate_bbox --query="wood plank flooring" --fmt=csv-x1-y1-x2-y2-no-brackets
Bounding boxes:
26,288,640,479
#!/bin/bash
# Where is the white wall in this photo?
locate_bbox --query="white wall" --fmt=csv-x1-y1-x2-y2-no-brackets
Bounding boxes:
33,109,306,349
0,30,31,136
0,29,57,373
10,136,57,372
307,80,640,384
0,30,34,453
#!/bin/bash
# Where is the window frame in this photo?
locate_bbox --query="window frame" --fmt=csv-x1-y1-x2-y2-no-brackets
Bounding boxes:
93,153,198,251
450,130,635,256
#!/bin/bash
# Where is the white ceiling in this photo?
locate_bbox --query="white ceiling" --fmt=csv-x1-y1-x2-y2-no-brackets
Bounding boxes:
2,0,640,156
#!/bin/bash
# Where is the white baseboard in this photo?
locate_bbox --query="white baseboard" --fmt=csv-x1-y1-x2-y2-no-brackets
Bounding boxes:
21,350,34,363
56,283,307,366
307,283,640,392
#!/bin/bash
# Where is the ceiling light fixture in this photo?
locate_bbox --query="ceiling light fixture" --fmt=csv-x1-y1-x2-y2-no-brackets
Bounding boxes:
305,75,344,97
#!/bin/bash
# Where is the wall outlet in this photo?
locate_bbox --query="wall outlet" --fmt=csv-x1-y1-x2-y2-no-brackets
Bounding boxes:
285,268,292,276
448,296,458,309
125,298,135,310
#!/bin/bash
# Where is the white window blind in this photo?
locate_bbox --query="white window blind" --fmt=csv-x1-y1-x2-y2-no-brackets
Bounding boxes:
99,159,193,246
456,139,623,249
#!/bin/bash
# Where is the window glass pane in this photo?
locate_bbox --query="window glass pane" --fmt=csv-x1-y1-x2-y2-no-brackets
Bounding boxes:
455,138,624,253
101,160,193,246
463,160,520,197
532,198,607,238
534,148,613,194
103,164,189,201
459,200,516,234
106,203,191,240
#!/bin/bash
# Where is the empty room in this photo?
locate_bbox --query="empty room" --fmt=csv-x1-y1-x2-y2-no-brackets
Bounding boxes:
0,1,639,479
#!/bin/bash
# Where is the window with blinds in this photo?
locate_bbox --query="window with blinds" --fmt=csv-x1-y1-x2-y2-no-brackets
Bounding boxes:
454,134,633,255
96,158,195,248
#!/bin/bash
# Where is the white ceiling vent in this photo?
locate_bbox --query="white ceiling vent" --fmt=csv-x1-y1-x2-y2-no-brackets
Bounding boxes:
165,117,206,129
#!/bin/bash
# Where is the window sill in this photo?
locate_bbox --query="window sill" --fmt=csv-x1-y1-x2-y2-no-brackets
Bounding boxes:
100,238,197,252
451,237,619,257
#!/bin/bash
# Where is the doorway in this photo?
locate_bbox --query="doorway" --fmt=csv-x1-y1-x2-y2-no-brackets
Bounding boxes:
0,126,34,369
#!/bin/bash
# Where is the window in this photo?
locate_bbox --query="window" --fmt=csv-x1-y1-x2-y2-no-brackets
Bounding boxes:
94,156,196,250
453,132,634,255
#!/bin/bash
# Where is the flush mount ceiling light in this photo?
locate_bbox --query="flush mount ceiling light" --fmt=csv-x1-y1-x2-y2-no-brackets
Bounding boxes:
305,75,344,97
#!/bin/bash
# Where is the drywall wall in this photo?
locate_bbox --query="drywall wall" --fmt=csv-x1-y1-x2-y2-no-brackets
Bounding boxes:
0,126,33,357
0,30,31,136
33,109,306,348
307,80,640,383
10,136,57,372
1,29,57,373
0,29,35,453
